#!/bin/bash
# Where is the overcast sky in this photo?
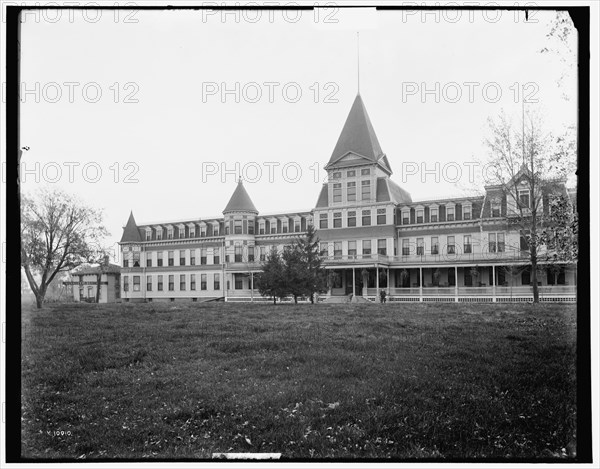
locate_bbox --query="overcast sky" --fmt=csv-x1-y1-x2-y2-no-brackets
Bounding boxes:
17,6,578,252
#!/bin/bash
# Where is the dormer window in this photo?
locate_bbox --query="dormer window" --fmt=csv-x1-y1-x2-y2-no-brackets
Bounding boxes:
156,228,163,240
463,205,472,220
430,207,438,222
402,210,410,225
446,206,455,221
259,221,265,235
518,189,530,209
167,227,174,239
145,228,152,241
416,209,424,224
491,200,501,218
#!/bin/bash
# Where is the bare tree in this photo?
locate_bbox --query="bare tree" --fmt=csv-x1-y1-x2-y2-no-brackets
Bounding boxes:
21,187,109,308
485,109,575,302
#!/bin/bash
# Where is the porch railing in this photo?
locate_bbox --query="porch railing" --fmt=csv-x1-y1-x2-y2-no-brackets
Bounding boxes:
365,285,576,297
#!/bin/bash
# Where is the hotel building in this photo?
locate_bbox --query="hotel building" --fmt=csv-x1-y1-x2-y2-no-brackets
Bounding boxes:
119,94,577,303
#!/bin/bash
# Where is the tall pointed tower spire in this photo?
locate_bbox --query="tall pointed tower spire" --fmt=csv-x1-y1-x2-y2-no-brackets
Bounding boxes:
357,31,360,95
120,211,142,243
223,179,258,214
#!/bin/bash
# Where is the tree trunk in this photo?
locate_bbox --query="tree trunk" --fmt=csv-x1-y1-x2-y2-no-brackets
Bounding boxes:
310,292,314,304
531,255,539,303
95,273,102,303
294,295,298,304
273,296,276,305
35,294,43,309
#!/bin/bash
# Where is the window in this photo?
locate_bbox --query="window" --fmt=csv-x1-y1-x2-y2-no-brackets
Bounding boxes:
180,274,186,291
248,246,255,262
361,168,370,176
282,221,288,233
446,206,455,221
416,209,424,224
463,205,472,220
377,208,386,225
200,226,207,237
213,273,220,290
518,189,530,209
378,239,387,255
133,276,140,291
361,180,371,200
201,248,207,265
156,230,163,240
190,274,196,291
489,233,505,253
347,211,356,227
235,275,243,290
402,211,410,225
146,255,152,267
145,230,152,241
348,241,357,257
362,240,372,257
190,251,196,265
225,225,230,235
402,239,410,256
168,275,174,291
189,227,195,238
294,220,300,232
362,210,371,226
333,212,342,228
334,242,342,259
133,251,140,267
491,200,501,218
146,275,152,291
248,223,255,235
213,249,220,264
270,222,277,234
260,246,266,262
201,274,207,290
521,270,531,285
234,219,242,234
430,208,438,222
347,170,356,177
431,237,439,255
123,258,129,268
333,183,342,203
259,222,265,235
167,228,173,239
213,226,219,236
464,270,473,287
123,276,129,292
464,235,472,253
320,242,328,257
157,252,163,266
347,182,356,201
447,236,455,254
179,250,186,266
235,245,243,263
332,171,341,179
319,213,328,229
416,238,424,256
157,275,163,291
168,251,174,266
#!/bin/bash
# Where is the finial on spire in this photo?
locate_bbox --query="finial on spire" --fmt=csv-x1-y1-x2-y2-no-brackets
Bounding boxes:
357,31,360,94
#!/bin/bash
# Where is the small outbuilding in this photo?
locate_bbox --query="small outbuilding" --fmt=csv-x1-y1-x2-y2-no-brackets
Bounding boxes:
66,257,121,303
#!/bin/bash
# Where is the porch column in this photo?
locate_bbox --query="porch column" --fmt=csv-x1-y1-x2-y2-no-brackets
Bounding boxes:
455,266,459,303
376,265,380,301
352,268,356,298
387,268,390,295
250,272,254,302
419,267,423,302
492,265,496,303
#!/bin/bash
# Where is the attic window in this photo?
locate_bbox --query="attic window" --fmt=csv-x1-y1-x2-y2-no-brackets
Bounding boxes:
361,168,370,176
332,172,341,179
347,170,356,177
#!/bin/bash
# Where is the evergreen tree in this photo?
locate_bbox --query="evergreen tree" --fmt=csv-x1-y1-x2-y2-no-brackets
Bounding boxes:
282,245,306,304
295,224,327,303
255,248,287,304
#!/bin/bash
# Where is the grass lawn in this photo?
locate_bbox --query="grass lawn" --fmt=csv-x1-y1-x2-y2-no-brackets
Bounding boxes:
21,301,577,460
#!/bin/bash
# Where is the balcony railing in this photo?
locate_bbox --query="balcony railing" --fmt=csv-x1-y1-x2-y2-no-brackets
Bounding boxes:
365,285,576,297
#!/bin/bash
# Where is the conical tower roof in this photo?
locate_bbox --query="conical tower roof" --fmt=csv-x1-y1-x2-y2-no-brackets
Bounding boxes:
325,94,391,174
223,179,258,214
120,211,142,243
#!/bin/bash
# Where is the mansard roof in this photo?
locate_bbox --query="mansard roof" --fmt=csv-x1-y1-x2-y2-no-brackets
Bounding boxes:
376,178,412,204
325,94,391,174
120,211,142,243
315,184,329,208
223,180,258,214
